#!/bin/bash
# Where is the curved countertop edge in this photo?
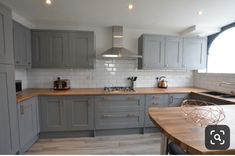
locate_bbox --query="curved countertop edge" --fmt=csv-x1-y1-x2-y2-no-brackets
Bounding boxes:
16,87,208,103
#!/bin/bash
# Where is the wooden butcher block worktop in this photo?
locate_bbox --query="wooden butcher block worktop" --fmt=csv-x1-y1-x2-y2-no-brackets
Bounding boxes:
16,87,208,103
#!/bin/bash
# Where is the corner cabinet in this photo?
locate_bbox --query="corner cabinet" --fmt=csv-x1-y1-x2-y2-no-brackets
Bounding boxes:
13,21,31,68
31,30,95,69
138,34,207,70
0,4,14,64
182,37,207,69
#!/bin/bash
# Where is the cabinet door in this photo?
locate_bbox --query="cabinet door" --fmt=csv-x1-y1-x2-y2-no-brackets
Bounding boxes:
67,32,95,68
18,97,38,153
165,37,183,68
31,31,51,68
0,65,19,154
145,94,168,127
49,32,69,67
0,4,14,65
13,21,31,67
168,94,189,107
140,35,165,69
39,96,67,132
183,37,207,69
66,96,94,130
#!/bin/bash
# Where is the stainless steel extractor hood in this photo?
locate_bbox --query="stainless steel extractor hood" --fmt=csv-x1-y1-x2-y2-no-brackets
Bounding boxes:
98,26,142,59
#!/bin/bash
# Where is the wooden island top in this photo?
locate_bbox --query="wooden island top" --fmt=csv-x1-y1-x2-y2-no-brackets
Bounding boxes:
16,87,208,103
149,105,235,154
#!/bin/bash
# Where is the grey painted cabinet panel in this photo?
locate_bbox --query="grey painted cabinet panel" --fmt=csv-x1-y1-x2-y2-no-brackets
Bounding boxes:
66,96,94,130
18,97,38,153
0,3,14,65
95,95,145,130
145,94,168,127
164,37,183,68
31,30,95,68
39,96,67,132
67,32,95,68
183,37,207,69
138,35,165,69
168,94,189,107
13,21,31,68
0,65,19,154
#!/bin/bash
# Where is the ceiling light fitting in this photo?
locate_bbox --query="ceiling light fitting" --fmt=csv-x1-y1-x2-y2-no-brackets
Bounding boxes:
197,11,203,16
45,0,52,5
128,3,134,10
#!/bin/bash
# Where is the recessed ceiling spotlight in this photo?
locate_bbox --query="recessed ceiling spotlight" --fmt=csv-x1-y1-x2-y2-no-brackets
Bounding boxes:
128,3,134,10
45,0,52,5
197,11,203,16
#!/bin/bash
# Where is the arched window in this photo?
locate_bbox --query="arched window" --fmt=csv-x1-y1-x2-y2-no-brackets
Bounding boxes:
208,27,235,73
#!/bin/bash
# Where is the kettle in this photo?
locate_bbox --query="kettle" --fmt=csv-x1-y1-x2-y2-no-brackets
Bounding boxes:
156,76,168,88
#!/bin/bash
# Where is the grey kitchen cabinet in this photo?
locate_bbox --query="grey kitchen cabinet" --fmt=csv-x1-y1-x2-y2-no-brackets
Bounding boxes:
66,96,94,130
95,95,145,130
18,97,39,153
182,37,207,69
0,3,14,65
145,94,168,127
138,34,165,69
66,32,95,68
0,65,19,154
168,94,189,107
13,21,31,68
39,96,67,132
31,30,95,68
164,36,183,68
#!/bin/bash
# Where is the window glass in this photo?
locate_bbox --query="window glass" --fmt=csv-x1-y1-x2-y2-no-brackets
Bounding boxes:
207,27,235,73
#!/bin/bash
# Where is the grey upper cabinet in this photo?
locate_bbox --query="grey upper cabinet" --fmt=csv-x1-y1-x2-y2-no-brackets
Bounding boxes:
67,32,95,68
168,94,189,107
0,65,19,154
138,35,165,69
18,97,38,153
164,37,183,68
138,34,207,70
13,21,31,68
182,37,207,69
39,96,67,132
0,3,14,65
66,96,94,130
145,94,168,127
31,30,95,68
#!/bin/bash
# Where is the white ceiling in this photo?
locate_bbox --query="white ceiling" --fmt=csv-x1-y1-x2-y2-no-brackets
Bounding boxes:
1,0,235,34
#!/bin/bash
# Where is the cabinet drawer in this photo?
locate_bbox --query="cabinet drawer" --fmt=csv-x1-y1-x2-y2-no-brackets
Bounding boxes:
146,94,168,108
95,111,144,130
95,96,144,112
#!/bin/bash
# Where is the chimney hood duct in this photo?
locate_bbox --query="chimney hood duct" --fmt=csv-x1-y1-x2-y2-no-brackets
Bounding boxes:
98,26,142,59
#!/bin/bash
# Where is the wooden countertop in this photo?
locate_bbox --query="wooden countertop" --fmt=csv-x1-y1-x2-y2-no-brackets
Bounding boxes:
16,87,207,103
149,105,235,154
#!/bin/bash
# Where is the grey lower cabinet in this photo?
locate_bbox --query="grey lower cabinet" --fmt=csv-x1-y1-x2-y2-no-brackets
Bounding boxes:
0,3,14,65
168,94,189,107
13,21,31,68
182,37,207,69
0,65,19,154
31,30,95,69
138,34,207,70
95,95,145,130
18,97,39,153
145,94,168,127
39,96,94,132
66,96,94,130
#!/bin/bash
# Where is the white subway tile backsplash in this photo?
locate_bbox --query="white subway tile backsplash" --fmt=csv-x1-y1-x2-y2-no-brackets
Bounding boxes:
16,60,194,89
